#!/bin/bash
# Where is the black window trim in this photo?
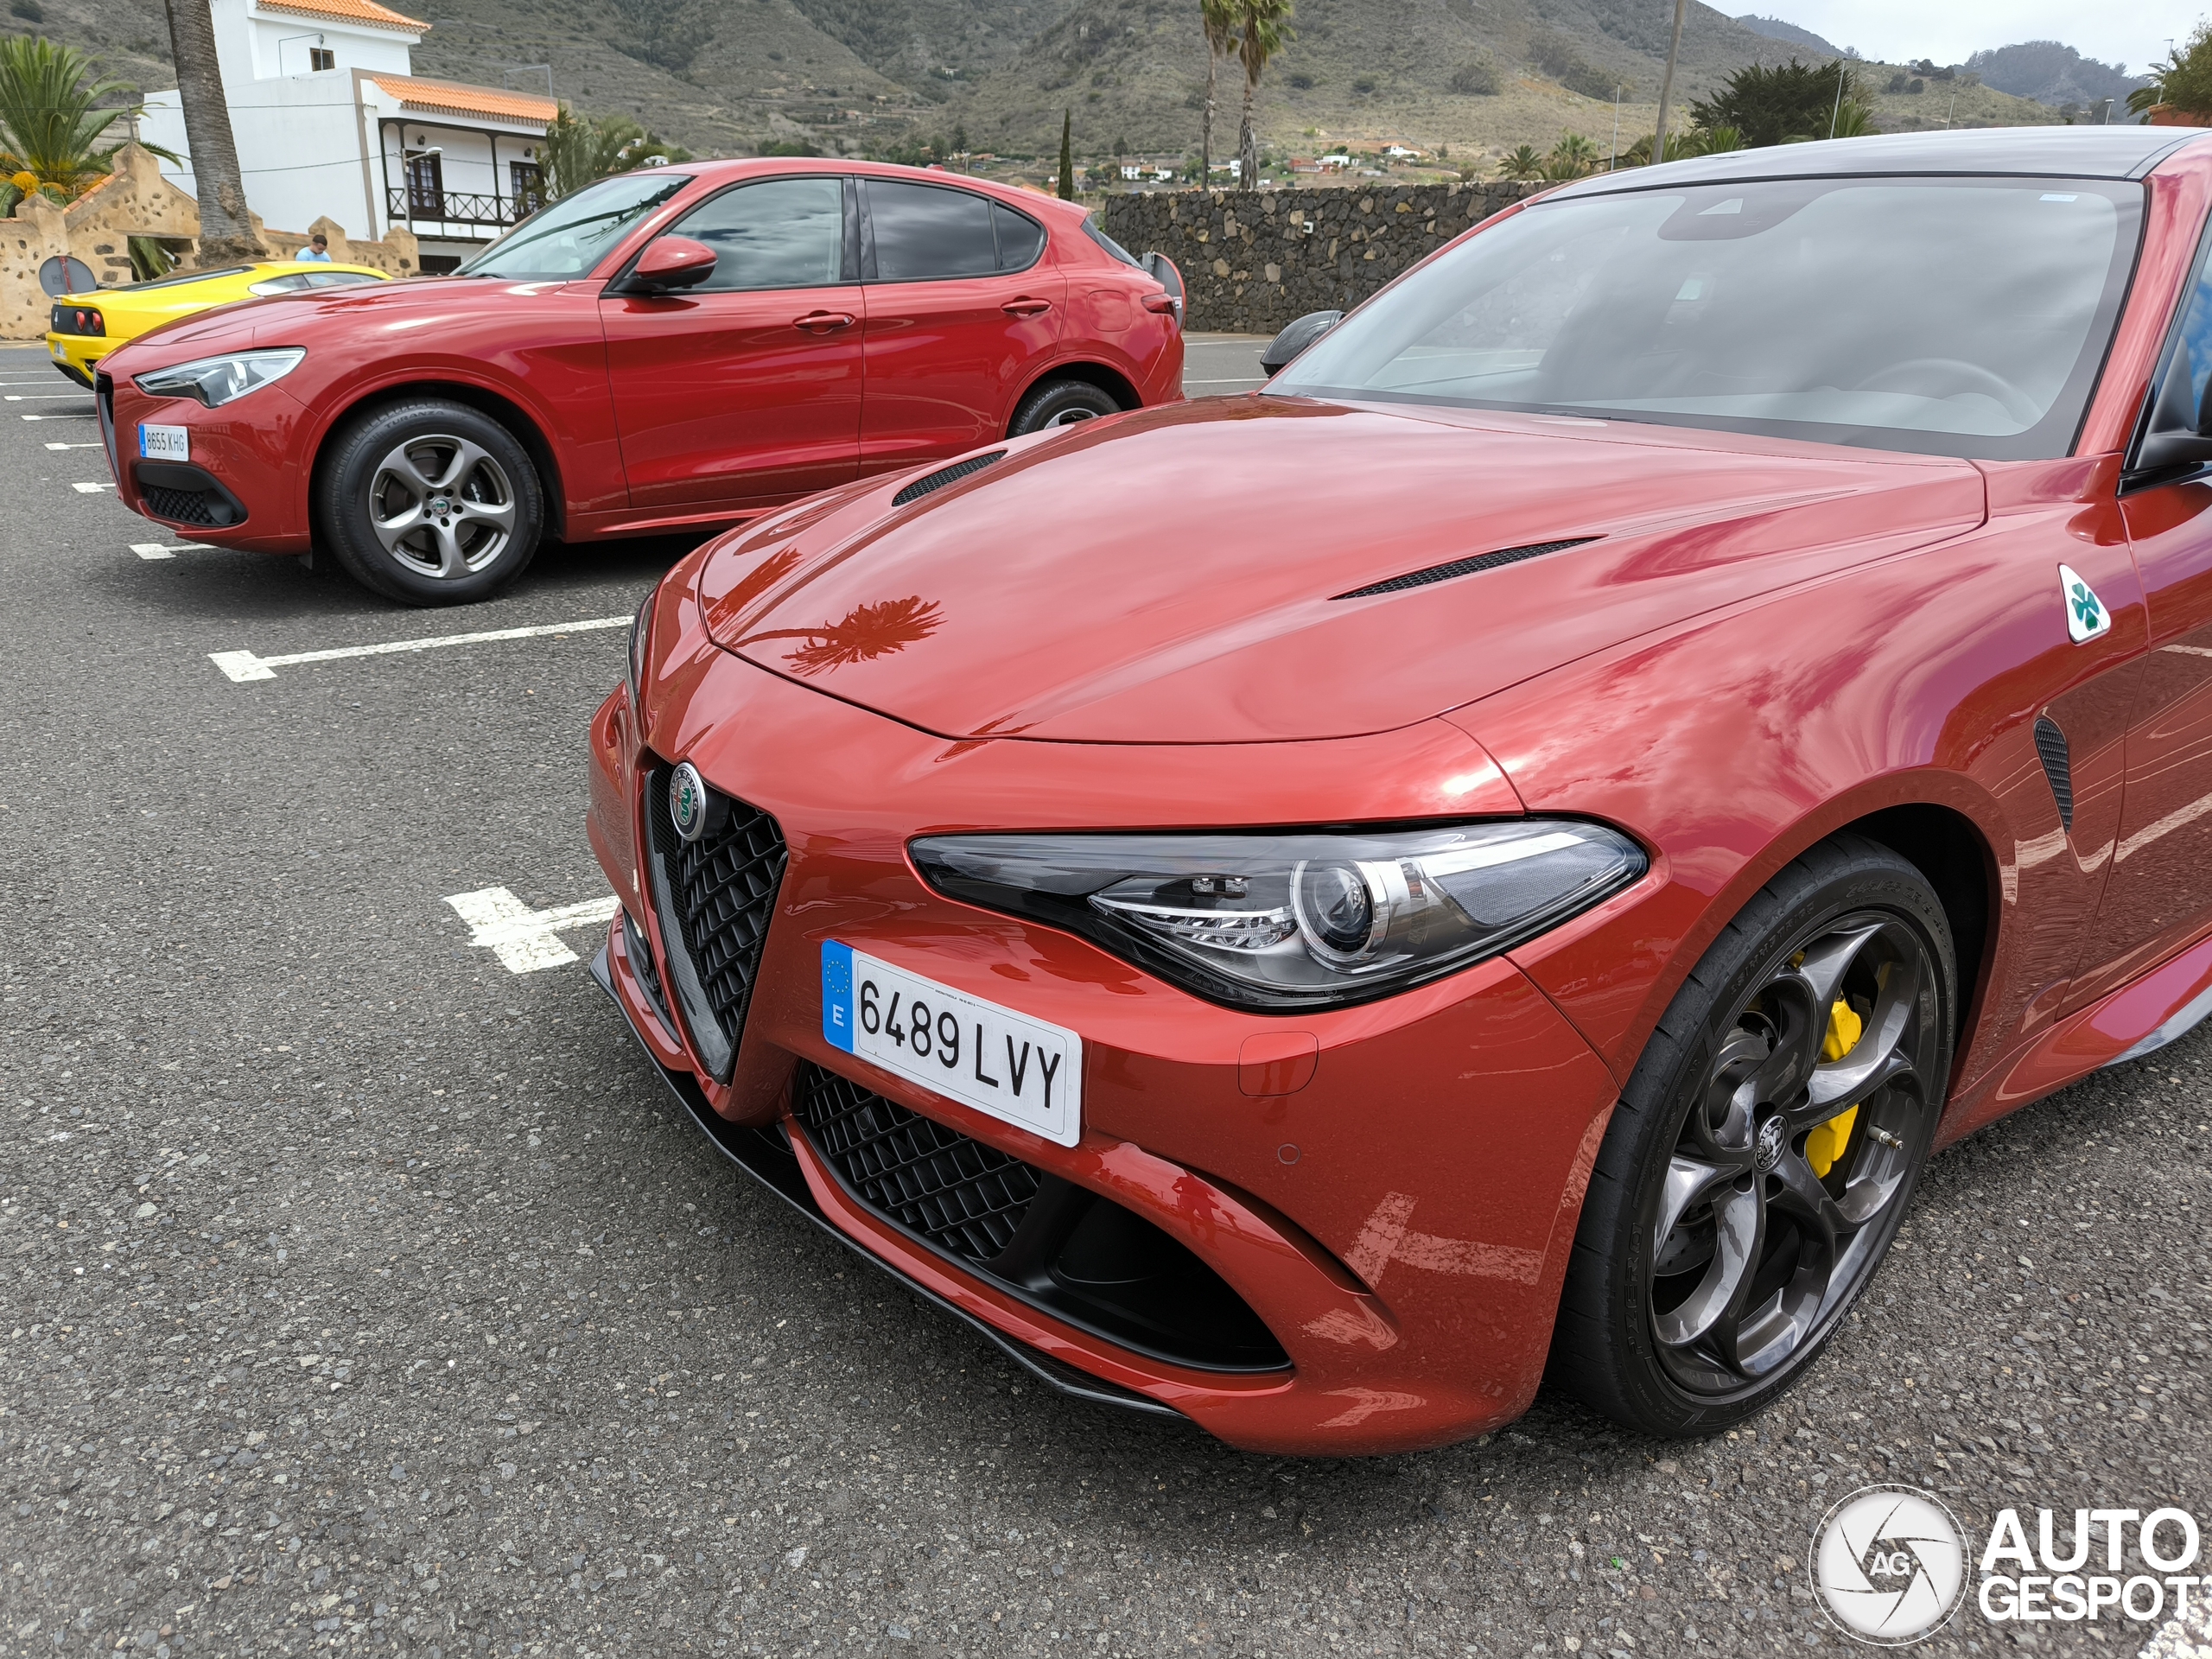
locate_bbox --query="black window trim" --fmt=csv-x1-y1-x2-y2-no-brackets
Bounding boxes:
2121,195,2212,493
855,175,1045,284
609,172,860,294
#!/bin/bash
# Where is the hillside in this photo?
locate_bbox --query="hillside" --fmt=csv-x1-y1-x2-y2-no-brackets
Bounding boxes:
5,0,2080,168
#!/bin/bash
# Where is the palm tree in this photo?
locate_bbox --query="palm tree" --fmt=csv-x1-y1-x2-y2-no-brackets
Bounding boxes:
161,0,264,262
1233,0,1292,192
1198,0,1236,189
539,105,688,200
1546,132,1599,177
0,37,166,212
1495,143,1544,181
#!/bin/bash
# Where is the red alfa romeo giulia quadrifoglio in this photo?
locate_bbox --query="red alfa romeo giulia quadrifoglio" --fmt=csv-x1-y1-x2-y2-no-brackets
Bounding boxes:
96,160,1182,605
592,126,2212,1452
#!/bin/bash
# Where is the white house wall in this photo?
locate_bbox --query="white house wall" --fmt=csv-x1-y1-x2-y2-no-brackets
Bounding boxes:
140,0,540,246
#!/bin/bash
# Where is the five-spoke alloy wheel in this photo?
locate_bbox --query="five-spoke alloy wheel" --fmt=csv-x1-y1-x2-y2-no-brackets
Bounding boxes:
318,399,544,605
1549,835,1954,1436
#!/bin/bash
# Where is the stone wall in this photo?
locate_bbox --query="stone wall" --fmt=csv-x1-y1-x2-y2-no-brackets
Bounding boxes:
1101,181,1541,335
0,144,423,339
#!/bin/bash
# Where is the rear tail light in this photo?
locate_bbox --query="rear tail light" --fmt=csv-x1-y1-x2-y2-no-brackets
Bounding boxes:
51,303,104,336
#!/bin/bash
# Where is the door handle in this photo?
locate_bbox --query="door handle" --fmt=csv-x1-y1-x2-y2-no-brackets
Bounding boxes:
793,311,855,333
1001,298,1052,317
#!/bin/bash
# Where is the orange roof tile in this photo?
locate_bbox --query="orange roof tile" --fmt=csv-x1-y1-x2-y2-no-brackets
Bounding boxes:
255,0,427,33
370,75,557,126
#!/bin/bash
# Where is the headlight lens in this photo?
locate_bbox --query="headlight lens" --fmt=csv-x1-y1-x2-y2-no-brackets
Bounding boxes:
911,820,1645,1011
133,348,305,407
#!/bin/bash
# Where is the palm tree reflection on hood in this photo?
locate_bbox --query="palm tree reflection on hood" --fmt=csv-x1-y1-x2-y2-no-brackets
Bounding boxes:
740,594,944,677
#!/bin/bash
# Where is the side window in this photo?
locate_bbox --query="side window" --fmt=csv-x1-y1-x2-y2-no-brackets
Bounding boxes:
308,270,384,288
670,176,845,293
867,180,998,282
992,202,1046,272
2169,248,2212,427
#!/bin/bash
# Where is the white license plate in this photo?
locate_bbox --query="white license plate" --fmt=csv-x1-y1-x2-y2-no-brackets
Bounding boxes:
138,423,189,461
821,940,1081,1147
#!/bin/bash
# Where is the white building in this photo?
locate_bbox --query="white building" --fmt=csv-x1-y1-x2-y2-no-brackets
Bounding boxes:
141,0,556,272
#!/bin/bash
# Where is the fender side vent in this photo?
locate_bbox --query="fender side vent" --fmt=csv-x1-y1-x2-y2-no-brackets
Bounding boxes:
893,449,1006,506
2035,715,2074,832
1333,537,1599,600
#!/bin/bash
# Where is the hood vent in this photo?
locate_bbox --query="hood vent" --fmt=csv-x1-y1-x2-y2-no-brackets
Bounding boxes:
892,449,1006,507
1334,537,1598,601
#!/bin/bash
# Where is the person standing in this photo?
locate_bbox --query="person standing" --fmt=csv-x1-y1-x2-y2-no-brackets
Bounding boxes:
298,232,332,263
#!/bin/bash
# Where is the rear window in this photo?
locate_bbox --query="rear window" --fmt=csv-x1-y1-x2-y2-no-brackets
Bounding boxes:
868,179,999,281
1083,219,1141,268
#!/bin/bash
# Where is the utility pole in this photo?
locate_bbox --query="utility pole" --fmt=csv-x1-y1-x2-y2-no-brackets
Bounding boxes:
1611,84,1621,169
1827,57,1846,137
1652,0,1688,166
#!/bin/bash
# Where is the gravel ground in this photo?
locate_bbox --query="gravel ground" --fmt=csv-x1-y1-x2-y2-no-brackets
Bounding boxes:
2,341,2206,1659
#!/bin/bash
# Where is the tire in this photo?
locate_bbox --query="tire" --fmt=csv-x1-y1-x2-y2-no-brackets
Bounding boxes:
316,399,545,606
1009,377,1122,435
1547,833,1955,1438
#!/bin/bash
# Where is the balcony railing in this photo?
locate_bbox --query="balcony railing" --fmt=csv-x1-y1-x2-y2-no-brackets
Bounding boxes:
386,187,537,229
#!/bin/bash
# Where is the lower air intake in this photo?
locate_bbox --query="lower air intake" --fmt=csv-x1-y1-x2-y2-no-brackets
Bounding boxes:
791,1062,1289,1372
794,1065,1040,1261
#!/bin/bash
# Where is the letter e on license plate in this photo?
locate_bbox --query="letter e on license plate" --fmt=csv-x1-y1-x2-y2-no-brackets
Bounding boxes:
821,940,1082,1147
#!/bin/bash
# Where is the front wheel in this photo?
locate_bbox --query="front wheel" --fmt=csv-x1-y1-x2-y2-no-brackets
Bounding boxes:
1548,834,1954,1437
317,399,544,606
1009,377,1122,435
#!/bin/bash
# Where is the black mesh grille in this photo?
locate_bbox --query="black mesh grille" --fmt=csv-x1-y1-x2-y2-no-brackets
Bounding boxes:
1334,537,1597,600
892,449,1005,507
792,1063,1041,1262
143,484,219,525
2034,715,2075,832
645,765,786,1060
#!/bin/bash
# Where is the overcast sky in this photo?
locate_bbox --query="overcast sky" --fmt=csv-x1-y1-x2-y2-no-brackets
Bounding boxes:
1764,2,2199,76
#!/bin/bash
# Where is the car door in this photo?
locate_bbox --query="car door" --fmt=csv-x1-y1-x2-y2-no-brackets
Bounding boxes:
2070,222,2212,1007
856,178,1065,475
601,174,863,511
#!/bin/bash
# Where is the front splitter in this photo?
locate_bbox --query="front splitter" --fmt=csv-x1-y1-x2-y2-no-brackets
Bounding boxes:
588,940,1189,1425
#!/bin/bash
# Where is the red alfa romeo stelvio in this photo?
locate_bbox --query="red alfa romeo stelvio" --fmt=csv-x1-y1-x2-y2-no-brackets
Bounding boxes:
94,160,1183,605
591,125,2212,1453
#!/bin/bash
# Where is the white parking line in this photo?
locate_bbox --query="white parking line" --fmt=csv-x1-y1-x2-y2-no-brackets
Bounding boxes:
72,481,114,493
45,441,101,449
131,542,219,560
5,393,91,401
446,887,620,973
22,412,96,420
208,613,628,682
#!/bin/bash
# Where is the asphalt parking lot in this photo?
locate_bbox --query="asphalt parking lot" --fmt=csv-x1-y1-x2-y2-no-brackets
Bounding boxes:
3,334,2209,1659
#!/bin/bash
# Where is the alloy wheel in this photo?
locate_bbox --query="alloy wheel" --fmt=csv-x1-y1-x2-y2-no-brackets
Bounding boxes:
1646,912,1936,1396
367,435,518,579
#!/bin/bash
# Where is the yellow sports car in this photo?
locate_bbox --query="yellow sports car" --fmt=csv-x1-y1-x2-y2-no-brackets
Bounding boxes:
45,260,390,386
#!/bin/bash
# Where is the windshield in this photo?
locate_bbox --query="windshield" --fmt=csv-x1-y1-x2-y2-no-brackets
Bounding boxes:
1271,176,2141,460
461,172,691,279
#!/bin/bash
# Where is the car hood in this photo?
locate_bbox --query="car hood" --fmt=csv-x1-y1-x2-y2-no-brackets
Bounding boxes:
105,275,575,365
697,397,1988,745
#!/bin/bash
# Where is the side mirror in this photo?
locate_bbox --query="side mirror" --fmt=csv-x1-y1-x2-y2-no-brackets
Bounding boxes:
621,236,717,295
1261,308,1343,377
2133,338,2212,474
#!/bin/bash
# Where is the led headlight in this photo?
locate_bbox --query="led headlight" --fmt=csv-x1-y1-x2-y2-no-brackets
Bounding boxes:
911,820,1645,1011
133,347,305,408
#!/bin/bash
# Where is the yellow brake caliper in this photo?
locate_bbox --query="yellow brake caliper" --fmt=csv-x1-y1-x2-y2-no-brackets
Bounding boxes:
1804,999,1864,1178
